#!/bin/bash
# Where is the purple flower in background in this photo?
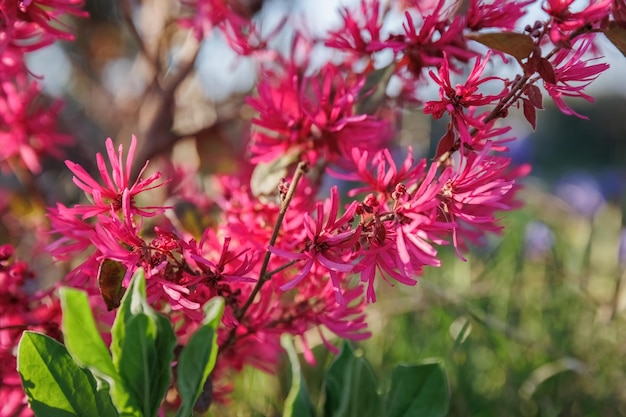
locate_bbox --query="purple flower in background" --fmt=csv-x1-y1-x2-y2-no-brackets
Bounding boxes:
524,221,555,260
554,172,605,218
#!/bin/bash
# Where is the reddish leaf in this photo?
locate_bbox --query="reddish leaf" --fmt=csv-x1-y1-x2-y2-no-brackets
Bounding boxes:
467,32,535,61
97,258,127,311
526,84,543,109
434,126,456,160
538,57,557,84
522,98,536,129
604,21,626,57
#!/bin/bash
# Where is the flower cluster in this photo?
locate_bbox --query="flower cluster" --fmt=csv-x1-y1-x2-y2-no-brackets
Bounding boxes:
0,245,61,417
0,0,85,174
2,0,621,413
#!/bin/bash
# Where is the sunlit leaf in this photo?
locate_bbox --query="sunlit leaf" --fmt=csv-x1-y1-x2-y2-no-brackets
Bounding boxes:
281,335,315,417
110,269,176,417
176,297,225,417
250,148,300,197
17,331,118,417
60,288,118,382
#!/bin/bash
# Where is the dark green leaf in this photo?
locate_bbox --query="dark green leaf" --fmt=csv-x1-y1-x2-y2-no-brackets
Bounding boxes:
176,297,225,417
385,362,450,417
60,288,118,381
110,269,176,417
323,343,382,417
281,335,315,417
17,331,118,417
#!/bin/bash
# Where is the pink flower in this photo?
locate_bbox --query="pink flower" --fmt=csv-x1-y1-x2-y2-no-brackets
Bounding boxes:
384,163,452,280
46,203,95,260
220,17,283,60
438,142,530,259
544,36,609,119
64,135,167,218
0,245,62,417
269,186,361,303
0,0,86,56
328,146,426,199
423,52,507,144
465,0,533,31
0,77,73,173
378,0,475,75
334,149,453,302
217,175,309,253
543,0,612,45
247,62,391,166
325,0,385,59
178,0,251,40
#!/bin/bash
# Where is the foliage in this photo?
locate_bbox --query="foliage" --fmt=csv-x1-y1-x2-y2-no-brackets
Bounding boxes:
17,269,223,417
1,0,626,416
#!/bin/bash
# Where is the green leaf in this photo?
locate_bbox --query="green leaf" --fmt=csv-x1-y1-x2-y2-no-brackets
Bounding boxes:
110,269,177,417
281,335,316,417
385,361,450,417
17,331,118,417
60,288,118,382
176,297,225,417
323,343,382,417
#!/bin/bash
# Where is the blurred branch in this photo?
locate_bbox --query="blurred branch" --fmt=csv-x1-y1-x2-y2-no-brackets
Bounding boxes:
119,0,161,74
132,33,201,174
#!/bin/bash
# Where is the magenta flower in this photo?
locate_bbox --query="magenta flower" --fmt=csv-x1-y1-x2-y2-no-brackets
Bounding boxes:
0,77,72,173
465,0,533,31
543,0,612,45
378,0,475,76
328,146,426,199
387,162,452,278
269,186,361,303
325,0,386,59
438,142,530,259
46,203,95,261
64,135,167,218
544,36,609,119
339,151,453,302
178,0,251,40
0,0,86,57
247,62,391,165
232,268,369,364
424,52,507,144
1,245,62,417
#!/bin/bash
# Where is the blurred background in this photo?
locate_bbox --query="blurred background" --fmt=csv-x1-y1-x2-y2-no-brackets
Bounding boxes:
5,0,626,416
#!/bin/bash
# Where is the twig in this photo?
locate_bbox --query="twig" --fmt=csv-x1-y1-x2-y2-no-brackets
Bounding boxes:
222,161,308,350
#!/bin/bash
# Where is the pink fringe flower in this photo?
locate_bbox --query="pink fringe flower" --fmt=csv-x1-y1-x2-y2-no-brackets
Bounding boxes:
63,135,167,218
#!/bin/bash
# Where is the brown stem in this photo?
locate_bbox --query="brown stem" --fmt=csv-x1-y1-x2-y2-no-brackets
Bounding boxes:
222,161,308,350
265,259,300,278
